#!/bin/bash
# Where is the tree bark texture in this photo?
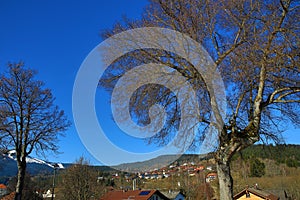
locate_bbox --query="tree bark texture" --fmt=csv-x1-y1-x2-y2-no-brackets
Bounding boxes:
15,160,26,200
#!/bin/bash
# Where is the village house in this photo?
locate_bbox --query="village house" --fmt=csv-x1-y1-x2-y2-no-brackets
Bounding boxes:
205,172,217,182
42,189,55,198
0,184,8,198
234,187,279,200
161,191,185,200
0,192,15,200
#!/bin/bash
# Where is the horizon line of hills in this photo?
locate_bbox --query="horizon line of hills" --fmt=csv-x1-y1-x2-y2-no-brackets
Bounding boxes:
1,144,299,178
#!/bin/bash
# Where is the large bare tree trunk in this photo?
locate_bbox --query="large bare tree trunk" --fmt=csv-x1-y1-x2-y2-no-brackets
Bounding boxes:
216,159,233,200
215,148,234,200
15,160,26,200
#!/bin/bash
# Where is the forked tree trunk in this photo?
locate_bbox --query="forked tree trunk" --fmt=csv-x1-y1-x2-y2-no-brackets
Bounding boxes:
15,160,26,200
216,158,234,200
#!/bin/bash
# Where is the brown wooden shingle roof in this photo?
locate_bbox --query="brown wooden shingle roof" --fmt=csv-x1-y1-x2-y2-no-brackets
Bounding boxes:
0,192,15,200
100,190,170,200
234,187,279,200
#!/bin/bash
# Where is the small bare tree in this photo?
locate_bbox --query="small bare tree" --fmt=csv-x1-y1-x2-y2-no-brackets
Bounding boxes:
100,0,300,199
58,157,104,200
0,63,71,200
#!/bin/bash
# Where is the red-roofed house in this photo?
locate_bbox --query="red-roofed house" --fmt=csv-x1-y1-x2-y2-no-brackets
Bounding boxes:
205,172,217,182
100,190,170,200
0,184,8,198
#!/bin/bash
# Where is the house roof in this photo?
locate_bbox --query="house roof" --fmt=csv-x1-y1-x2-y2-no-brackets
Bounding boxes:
206,172,217,177
0,192,15,200
100,190,170,200
161,191,185,199
0,184,6,189
234,187,279,200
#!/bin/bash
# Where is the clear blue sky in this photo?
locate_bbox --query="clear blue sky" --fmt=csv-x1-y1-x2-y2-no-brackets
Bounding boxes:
0,1,299,165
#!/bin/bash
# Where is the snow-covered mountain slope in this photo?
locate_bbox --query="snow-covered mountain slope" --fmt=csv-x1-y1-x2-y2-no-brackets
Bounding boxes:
0,150,65,177
6,150,64,169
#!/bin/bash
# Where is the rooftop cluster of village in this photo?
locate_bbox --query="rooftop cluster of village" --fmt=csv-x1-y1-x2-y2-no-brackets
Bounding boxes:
111,161,218,183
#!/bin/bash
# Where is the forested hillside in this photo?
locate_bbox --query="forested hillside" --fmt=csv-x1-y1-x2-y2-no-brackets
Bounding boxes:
236,144,300,167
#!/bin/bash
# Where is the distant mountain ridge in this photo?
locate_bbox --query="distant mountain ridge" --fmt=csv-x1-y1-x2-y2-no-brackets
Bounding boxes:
0,150,212,178
0,149,65,178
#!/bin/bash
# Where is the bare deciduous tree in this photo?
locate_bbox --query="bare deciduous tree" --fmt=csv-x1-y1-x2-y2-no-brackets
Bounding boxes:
0,63,71,200
100,0,300,199
58,157,104,200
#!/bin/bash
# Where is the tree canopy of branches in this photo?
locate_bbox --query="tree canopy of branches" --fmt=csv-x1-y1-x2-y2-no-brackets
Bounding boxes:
58,157,105,200
100,0,300,199
0,63,71,200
